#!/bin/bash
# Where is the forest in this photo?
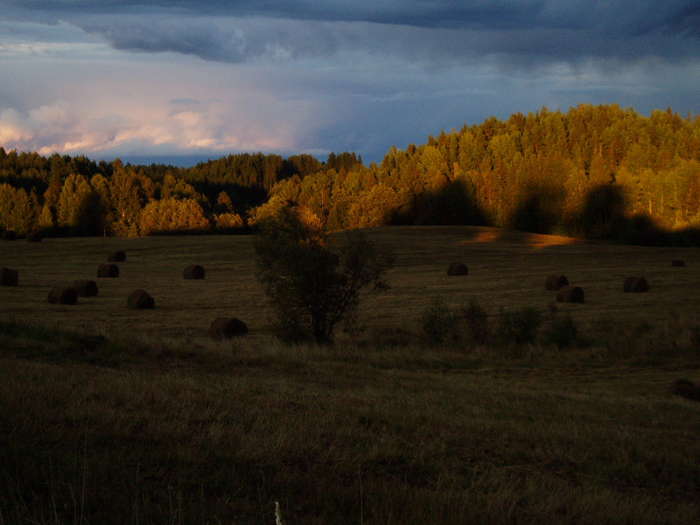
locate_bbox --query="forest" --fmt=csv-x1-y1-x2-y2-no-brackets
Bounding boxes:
1,104,699,243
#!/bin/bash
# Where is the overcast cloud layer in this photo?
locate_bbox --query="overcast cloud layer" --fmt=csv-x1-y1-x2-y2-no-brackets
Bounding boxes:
1,1,698,163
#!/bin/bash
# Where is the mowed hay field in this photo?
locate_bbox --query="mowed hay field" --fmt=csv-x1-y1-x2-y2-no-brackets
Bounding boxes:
2,225,700,340
1,226,700,525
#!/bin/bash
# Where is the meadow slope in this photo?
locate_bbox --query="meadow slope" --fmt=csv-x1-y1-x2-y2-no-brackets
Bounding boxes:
2,225,700,340
1,227,699,524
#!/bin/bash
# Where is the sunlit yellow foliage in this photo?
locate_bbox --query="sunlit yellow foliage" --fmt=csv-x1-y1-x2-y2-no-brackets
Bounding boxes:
139,198,210,235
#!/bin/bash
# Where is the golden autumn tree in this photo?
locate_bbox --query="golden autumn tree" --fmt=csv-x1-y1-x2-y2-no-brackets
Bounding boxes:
138,198,210,235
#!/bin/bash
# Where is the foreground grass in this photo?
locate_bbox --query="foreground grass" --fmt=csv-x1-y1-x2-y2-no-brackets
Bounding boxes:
1,321,699,524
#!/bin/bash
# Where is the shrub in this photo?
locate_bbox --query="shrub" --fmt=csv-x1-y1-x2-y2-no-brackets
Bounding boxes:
543,315,578,348
420,298,457,345
254,205,393,344
461,299,490,345
497,307,542,345
368,327,415,348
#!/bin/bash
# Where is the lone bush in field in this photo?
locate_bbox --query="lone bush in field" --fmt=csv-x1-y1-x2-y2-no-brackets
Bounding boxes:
254,205,393,344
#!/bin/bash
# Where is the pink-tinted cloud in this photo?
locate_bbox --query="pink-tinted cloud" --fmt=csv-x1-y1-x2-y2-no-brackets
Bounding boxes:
0,57,326,157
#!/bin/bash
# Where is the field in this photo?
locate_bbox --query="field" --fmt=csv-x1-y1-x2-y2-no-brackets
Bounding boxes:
1,226,699,524
3,225,700,340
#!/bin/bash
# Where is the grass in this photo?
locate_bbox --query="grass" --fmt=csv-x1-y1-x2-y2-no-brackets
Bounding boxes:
3,225,700,340
1,226,700,523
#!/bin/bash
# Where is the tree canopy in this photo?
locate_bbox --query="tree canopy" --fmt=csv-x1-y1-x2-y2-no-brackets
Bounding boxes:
1,105,699,242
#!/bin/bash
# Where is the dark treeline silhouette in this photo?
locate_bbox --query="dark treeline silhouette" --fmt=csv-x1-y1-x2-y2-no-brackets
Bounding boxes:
1,104,699,242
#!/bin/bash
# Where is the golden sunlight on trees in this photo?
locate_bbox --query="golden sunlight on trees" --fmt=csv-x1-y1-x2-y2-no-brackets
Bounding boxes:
139,198,210,235
0,184,35,235
214,212,245,230
1,105,700,242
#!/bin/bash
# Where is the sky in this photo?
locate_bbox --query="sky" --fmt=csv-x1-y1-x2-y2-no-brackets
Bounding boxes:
0,1,699,165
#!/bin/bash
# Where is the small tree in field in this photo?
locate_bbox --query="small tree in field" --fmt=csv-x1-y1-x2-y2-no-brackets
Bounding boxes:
254,204,393,344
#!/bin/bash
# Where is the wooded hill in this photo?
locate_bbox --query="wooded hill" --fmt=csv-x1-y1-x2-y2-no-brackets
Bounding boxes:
1,104,699,242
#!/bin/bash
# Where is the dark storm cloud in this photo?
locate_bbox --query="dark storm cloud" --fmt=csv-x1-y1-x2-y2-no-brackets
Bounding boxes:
68,15,700,68
4,1,700,60
2,1,700,161
3,1,699,33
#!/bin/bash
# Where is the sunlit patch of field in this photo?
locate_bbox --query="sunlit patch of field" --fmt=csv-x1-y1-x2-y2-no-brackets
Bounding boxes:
1,225,699,341
460,226,583,249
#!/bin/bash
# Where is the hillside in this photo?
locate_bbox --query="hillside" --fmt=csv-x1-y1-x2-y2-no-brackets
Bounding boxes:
2,105,699,243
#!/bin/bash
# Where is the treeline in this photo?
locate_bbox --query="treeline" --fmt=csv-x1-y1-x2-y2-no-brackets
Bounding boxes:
2,104,700,242
0,149,361,237
253,105,700,242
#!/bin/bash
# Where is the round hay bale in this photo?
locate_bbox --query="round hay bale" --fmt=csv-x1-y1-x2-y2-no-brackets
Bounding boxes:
447,263,469,276
671,379,700,402
183,264,205,280
209,318,248,340
108,250,126,262
556,286,584,303
26,231,43,242
1,267,19,286
97,263,119,278
623,277,649,293
48,286,78,305
2,230,17,241
127,289,155,309
671,259,685,267
72,280,98,297
545,274,569,291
